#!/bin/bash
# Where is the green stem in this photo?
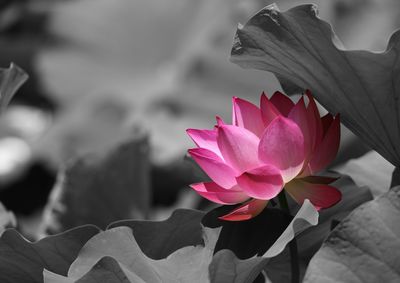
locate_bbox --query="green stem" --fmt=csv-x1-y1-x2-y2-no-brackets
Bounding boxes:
278,191,300,283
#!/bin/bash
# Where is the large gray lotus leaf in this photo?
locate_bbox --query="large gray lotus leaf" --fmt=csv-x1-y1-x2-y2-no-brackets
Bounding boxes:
304,186,400,282
231,4,400,167
42,200,318,283
43,226,219,283
0,225,100,283
0,209,204,283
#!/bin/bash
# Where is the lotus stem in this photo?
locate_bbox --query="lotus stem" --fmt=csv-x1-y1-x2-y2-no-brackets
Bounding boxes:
278,190,300,283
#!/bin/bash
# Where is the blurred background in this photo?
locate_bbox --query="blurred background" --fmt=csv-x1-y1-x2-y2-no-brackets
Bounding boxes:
0,0,398,238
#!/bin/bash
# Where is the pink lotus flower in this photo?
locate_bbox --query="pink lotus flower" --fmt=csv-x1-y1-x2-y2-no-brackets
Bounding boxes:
187,91,341,221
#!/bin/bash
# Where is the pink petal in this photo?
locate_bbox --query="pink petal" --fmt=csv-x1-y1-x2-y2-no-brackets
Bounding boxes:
217,125,260,173
270,91,295,116
258,117,305,182
188,148,237,189
190,182,249,205
260,92,280,126
232,97,265,136
288,96,312,160
285,179,342,209
309,115,340,174
219,199,268,221
215,116,226,127
305,90,323,152
236,165,283,200
187,128,221,157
